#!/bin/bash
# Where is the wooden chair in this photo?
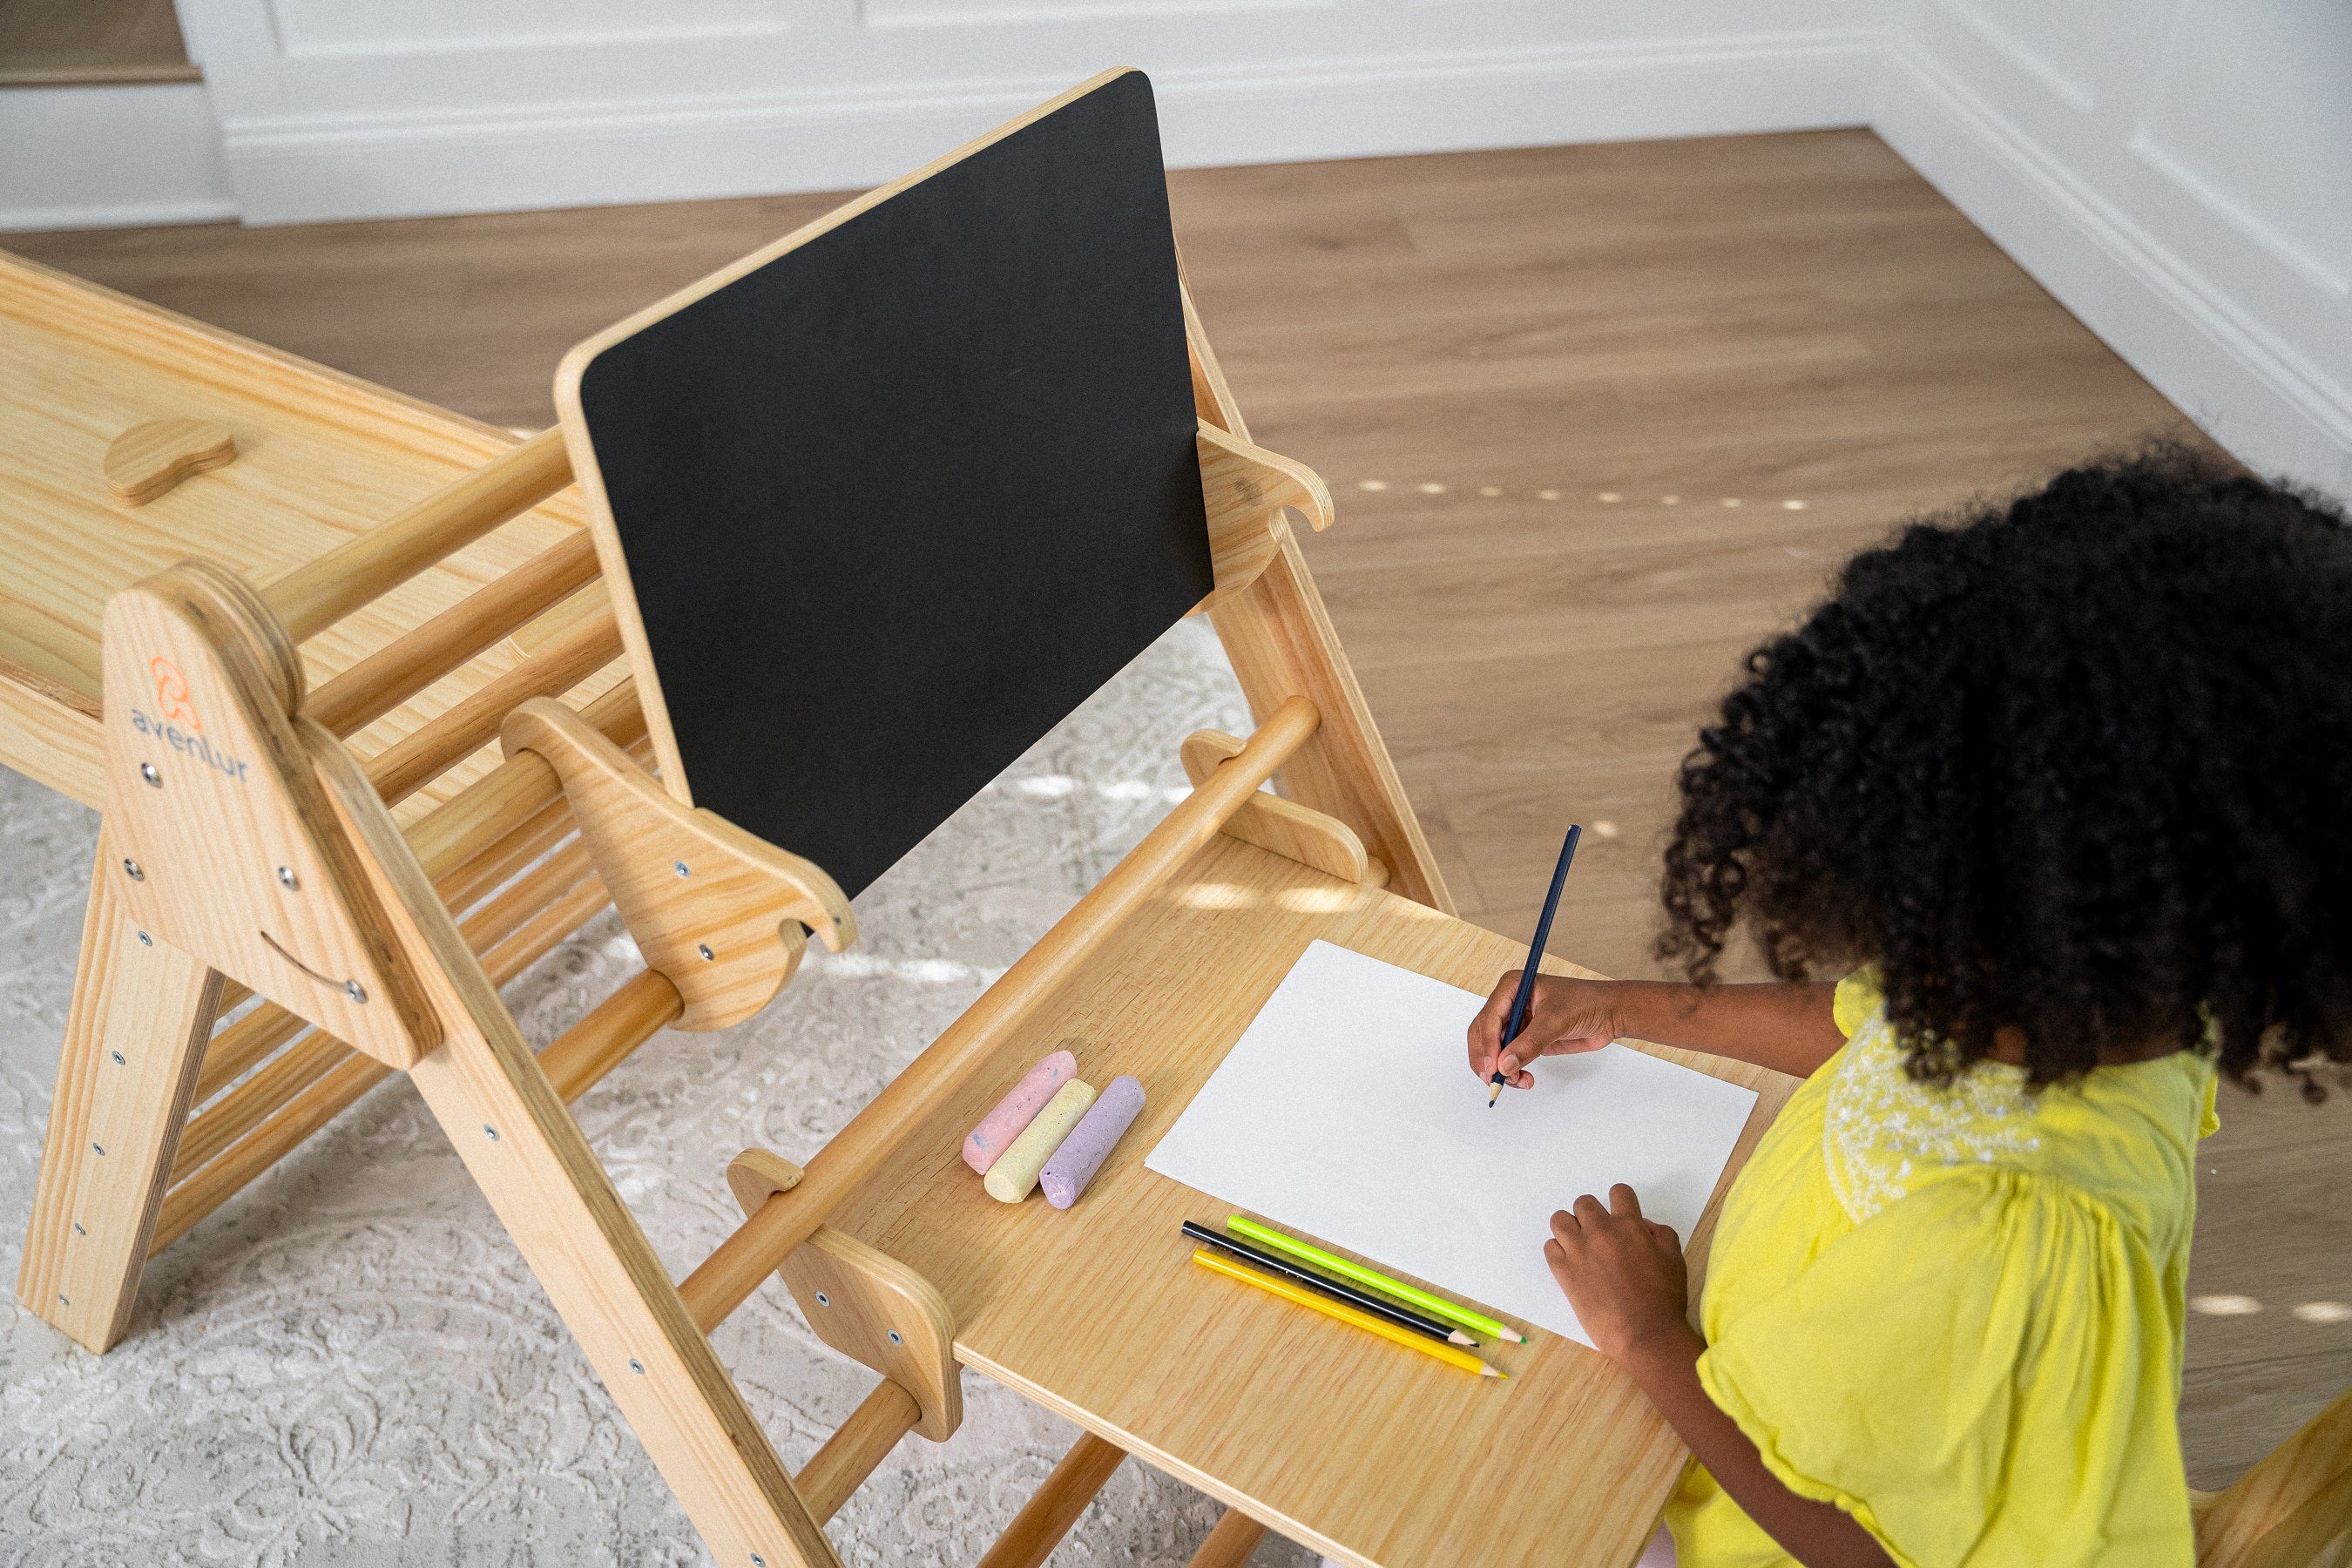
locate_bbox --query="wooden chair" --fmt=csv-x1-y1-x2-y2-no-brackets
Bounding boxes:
17,72,1465,1567
2196,1389,2352,1568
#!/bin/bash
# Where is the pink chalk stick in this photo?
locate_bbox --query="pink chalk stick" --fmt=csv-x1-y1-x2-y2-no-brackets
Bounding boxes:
963,1051,1078,1173
1039,1075,1145,1210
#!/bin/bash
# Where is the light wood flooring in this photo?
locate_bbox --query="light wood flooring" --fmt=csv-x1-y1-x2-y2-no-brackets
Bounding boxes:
0,0,193,86
10,128,2346,1494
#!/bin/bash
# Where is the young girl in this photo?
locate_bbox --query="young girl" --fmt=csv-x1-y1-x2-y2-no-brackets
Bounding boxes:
1468,449,2352,1568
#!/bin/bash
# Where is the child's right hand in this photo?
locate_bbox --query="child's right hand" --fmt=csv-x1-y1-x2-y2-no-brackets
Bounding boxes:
1468,971,1620,1090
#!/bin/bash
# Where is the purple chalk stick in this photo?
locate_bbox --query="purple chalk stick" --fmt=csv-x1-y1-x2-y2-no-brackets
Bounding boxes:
963,1051,1078,1173
1039,1075,1145,1209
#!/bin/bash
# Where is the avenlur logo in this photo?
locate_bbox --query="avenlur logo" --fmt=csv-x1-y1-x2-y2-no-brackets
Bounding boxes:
151,656,200,733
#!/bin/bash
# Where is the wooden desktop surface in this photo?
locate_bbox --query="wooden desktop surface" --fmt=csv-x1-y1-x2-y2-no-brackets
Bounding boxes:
0,252,613,814
828,832,1798,1568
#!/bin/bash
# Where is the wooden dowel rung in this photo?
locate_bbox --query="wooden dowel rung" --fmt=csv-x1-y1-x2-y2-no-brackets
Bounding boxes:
173,1031,347,1180
793,1379,921,1525
306,529,600,739
462,837,596,956
540,968,681,1105
260,428,572,645
153,1051,389,1253
1185,1508,1269,1568
436,792,577,917
477,872,612,986
975,1431,1127,1568
678,696,1321,1333
364,608,623,808
193,999,308,1104
404,677,642,885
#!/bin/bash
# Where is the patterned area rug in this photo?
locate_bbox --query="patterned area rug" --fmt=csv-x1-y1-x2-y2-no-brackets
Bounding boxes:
0,618,1315,1567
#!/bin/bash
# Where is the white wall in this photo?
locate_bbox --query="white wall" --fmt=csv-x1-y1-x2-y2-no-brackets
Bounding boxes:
164,0,1878,225
1876,0,2352,497
6,1,2345,497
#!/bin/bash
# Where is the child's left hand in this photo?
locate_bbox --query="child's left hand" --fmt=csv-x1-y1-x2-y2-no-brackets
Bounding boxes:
1545,1184,1694,1366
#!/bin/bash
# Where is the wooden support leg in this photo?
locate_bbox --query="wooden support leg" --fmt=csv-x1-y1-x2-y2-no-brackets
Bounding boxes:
1186,1507,1270,1568
17,854,224,1351
975,1432,1127,1568
409,1020,841,1568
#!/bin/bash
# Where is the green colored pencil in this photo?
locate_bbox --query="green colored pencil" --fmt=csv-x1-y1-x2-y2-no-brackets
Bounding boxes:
1225,1215,1528,1344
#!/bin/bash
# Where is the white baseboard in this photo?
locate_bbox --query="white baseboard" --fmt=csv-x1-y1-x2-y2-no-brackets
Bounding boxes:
218,35,1878,227
2,84,239,233
1873,44,2352,501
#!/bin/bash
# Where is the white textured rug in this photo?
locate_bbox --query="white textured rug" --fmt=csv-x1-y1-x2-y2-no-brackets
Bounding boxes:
0,618,1315,1567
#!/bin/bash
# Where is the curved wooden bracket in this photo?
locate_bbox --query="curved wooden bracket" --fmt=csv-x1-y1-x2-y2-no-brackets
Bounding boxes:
1194,421,1331,614
1180,728,1375,884
500,697,855,1031
727,1149,963,1443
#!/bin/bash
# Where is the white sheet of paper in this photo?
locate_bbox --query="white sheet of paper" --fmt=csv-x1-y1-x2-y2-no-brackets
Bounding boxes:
1146,940,1761,1346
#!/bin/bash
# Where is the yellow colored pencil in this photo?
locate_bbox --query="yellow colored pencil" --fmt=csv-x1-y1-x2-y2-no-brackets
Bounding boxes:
1192,1248,1505,1379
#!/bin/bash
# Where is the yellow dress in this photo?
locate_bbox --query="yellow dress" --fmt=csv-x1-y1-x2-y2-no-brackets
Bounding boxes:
1662,970,2219,1567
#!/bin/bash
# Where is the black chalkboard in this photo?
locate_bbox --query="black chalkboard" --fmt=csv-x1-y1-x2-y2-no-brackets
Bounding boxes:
568,71,1213,897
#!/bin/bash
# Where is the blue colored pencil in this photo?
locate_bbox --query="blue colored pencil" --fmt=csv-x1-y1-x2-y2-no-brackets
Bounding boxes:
1490,822,1582,1106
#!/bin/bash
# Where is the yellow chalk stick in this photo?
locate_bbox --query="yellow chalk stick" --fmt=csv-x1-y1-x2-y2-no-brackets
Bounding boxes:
983,1078,1097,1202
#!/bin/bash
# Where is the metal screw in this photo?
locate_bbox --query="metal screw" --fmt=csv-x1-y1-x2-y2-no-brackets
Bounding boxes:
814,1292,830,1308
73,1222,85,1236
674,860,691,878
698,943,715,962
91,1143,105,1156
57,1294,68,1307
754,1556,767,1567
121,857,144,882
140,762,161,787
629,1358,645,1375
344,980,368,1004
888,1330,902,1346
277,866,300,890
137,930,152,947
111,1051,125,1065
483,1124,499,1141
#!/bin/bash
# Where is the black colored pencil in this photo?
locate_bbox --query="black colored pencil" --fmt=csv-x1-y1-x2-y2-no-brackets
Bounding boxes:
1179,1220,1477,1347
1490,822,1583,1106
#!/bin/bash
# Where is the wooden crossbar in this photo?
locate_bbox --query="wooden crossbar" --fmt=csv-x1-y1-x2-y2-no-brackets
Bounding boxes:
974,1433,1128,1568
793,1381,923,1525
307,530,600,738
260,428,573,644
677,694,1320,1332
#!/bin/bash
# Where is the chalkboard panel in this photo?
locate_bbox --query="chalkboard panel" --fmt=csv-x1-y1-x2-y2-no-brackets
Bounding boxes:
565,71,1213,897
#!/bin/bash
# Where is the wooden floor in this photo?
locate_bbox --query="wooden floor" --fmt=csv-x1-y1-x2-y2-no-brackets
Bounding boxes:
10,129,2346,1494
0,0,193,85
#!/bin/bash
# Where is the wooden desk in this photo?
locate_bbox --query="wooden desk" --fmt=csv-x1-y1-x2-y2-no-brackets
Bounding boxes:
830,833,1797,1568
0,252,616,815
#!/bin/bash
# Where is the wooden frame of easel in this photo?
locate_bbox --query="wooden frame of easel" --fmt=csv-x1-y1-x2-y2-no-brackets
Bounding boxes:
15,124,1450,1558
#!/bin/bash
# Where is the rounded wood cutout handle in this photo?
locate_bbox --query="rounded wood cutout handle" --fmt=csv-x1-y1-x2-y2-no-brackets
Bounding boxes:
105,417,238,505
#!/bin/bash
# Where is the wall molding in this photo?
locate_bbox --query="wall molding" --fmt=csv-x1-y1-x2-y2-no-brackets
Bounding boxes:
1874,39,2351,497
2,84,239,233
212,33,1879,226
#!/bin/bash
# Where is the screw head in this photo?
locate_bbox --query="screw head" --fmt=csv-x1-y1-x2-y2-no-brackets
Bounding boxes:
888,1330,902,1346
628,1358,645,1375
57,1294,68,1307
483,1124,499,1141
754,1555,767,1567
344,979,367,1004
697,943,715,962
91,1142,105,1156
814,1292,830,1308
73,1222,85,1236
111,1051,125,1065
140,762,161,787
137,930,152,946
121,857,144,882
276,866,300,890
674,860,691,878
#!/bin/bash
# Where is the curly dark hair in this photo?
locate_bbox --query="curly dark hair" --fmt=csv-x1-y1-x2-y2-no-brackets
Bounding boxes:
1658,445,2352,1094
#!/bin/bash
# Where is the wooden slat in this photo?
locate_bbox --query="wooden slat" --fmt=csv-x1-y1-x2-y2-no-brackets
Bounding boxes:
677,696,1321,1332
191,997,308,1104
260,427,573,644
172,1031,341,1179
974,1432,1127,1568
